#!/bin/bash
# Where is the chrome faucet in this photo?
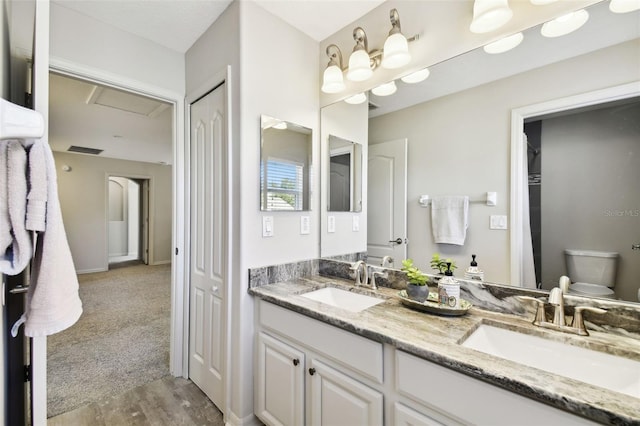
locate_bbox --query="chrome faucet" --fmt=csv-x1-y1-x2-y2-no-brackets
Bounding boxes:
519,285,607,336
548,287,566,326
381,256,394,267
350,261,369,287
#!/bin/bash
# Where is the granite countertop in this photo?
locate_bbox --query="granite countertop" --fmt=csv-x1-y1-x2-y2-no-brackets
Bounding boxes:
249,275,640,425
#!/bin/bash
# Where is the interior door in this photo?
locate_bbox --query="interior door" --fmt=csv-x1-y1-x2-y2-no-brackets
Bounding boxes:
141,179,150,264
189,84,226,410
367,139,408,267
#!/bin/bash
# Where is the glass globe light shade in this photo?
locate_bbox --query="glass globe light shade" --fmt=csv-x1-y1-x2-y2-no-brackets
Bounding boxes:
483,32,523,54
347,49,373,82
344,93,367,105
400,68,430,84
530,0,558,4
371,81,397,97
469,0,513,34
321,65,345,94
609,0,640,13
382,33,411,69
541,9,589,38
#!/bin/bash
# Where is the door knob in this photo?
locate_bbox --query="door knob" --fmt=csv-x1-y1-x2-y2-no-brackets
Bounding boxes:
308,368,316,376
389,238,403,245
292,358,299,366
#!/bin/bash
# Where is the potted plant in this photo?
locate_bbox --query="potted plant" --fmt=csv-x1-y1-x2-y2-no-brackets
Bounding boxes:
430,253,457,275
401,259,429,302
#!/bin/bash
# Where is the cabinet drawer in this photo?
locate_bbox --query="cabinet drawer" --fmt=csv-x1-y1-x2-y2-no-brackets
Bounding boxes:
259,300,383,383
396,350,598,425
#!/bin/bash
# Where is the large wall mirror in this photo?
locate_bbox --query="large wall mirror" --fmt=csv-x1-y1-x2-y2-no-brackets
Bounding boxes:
319,0,640,303
260,115,312,211
328,135,362,212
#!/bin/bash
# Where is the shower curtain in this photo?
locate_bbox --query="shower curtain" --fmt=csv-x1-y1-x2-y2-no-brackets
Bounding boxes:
522,134,537,288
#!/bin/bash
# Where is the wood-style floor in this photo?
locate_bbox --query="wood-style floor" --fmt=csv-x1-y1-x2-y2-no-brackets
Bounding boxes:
48,376,224,425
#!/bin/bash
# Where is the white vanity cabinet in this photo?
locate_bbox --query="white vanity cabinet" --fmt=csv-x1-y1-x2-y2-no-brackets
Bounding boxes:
255,300,384,426
395,350,599,426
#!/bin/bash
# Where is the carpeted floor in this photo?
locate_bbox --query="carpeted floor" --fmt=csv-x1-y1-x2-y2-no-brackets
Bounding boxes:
47,263,171,418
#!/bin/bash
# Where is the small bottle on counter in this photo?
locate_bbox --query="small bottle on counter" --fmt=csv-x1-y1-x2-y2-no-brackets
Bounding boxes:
464,254,484,281
438,262,460,308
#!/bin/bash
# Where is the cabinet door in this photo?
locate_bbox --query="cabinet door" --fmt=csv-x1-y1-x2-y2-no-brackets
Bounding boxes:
394,402,448,426
256,332,305,426
308,359,383,426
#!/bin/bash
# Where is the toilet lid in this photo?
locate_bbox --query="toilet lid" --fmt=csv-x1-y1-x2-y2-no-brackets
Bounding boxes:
569,282,615,297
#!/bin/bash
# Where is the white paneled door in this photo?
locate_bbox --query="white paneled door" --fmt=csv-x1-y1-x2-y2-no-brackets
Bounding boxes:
189,84,226,410
367,139,408,267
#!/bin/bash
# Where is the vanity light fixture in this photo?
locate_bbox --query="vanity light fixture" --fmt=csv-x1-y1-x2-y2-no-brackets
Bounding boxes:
381,9,412,69
321,44,346,94
541,9,589,38
371,81,397,97
344,93,368,105
400,67,430,84
530,0,558,4
469,0,513,34
483,32,523,54
609,0,640,13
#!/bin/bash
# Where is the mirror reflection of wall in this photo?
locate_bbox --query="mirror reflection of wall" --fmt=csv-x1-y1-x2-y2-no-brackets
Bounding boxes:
328,135,362,213
260,115,312,211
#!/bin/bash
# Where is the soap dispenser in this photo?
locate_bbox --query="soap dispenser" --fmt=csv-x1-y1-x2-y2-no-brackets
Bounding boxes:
438,262,460,308
464,254,484,281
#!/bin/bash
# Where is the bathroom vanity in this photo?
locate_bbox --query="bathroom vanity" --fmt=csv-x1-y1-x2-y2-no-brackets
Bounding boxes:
250,272,640,425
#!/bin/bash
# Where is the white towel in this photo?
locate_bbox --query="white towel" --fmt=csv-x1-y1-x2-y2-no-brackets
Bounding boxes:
431,195,469,246
26,139,47,232
0,140,33,274
0,141,11,252
22,141,82,336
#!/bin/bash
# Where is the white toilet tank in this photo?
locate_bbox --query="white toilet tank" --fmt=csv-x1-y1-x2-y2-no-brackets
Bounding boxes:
564,249,618,287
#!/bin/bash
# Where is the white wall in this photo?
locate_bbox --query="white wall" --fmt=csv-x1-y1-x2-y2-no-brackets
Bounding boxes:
369,40,639,284
54,152,172,273
49,2,184,94
320,100,368,257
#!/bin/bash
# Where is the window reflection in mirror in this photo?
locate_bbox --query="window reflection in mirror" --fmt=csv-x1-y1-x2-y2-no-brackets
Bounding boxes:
328,135,362,212
260,115,312,211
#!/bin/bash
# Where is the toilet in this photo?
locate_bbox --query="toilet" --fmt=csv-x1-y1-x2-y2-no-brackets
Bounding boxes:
564,249,619,299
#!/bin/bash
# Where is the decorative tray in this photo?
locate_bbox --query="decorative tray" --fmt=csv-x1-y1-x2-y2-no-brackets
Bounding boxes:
398,290,472,316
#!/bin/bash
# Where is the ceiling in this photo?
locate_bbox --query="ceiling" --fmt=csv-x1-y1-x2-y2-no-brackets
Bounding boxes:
48,0,386,165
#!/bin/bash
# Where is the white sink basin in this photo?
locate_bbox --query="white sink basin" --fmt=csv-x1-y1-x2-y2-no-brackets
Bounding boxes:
300,287,384,313
462,323,640,398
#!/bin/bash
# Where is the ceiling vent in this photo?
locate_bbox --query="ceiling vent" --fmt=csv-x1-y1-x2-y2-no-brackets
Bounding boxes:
86,85,170,118
67,146,104,155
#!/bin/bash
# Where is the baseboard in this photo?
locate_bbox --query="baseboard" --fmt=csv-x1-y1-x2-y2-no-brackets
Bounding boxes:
225,411,261,426
151,260,171,266
76,267,108,275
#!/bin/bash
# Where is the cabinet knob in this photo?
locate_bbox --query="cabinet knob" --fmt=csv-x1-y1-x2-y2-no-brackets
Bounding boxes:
308,368,316,376
292,358,299,366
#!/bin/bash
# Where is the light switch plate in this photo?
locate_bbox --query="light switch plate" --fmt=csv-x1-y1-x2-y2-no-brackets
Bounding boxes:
300,216,310,235
262,216,274,237
327,216,336,233
490,215,508,230
352,216,360,232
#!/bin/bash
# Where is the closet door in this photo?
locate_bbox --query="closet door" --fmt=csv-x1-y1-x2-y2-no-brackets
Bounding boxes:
188,83,226,410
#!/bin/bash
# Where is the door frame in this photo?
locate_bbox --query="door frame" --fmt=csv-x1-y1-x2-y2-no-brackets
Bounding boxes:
48,57,187,381
105,174,152,266
510,81,640,287
185,65,233,418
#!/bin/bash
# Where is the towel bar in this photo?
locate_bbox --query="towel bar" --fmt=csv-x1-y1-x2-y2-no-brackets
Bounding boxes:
419,192,497,207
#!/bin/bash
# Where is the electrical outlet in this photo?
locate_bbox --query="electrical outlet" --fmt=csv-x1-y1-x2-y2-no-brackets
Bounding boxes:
300,216,310,235
490,215,508,230
262,216,274,237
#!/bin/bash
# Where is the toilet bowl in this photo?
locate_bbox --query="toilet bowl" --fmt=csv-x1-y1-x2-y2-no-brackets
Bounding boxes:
564,249,618,299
